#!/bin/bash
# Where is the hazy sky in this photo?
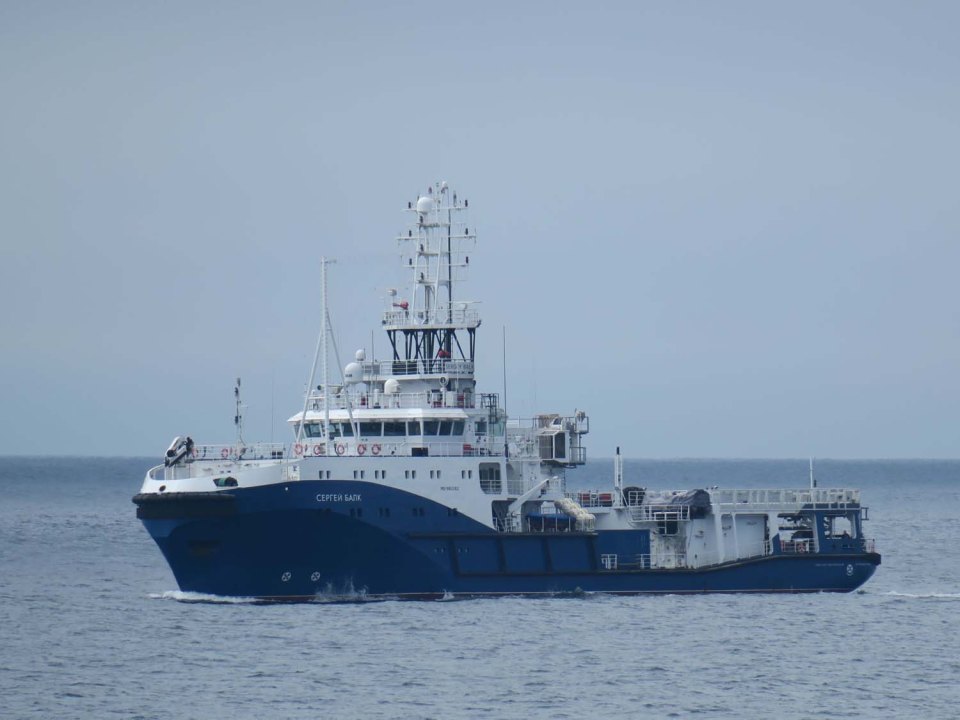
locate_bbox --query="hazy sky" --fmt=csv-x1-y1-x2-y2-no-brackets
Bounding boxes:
2,1,958,458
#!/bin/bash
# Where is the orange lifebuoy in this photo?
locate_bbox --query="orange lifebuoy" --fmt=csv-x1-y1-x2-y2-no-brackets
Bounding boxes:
313,444,323,456
294,443,303,456
335,443,346,456
357,444,367,456
221,448,230,459
371,443,381,455
797,543,807,554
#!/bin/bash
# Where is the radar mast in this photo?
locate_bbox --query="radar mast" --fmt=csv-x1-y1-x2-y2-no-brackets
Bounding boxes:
384,182,479,365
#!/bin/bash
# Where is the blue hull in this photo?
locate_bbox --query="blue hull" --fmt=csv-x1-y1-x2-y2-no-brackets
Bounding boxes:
135,481,880,600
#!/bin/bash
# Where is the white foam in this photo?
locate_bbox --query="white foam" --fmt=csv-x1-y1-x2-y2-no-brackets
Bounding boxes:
149,590,259,604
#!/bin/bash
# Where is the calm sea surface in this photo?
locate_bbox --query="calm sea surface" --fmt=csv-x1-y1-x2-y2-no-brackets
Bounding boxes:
1,457,958,719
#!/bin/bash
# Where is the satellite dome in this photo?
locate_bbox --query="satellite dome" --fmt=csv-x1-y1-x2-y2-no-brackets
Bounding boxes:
355,349,365,361
344,362,363,384
384,378,400,395
416,196,435,215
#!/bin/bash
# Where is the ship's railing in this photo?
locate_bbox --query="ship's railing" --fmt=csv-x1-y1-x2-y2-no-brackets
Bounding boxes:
148,443,288,479
628,504,692,523
358,358,475,377
710,487,861,509
306,390,477,412
779,539,814,555
778,537,877,554
382,308,481,327
298,440,506,458
190,443,287,462
567,490,618,508
601,540,774,571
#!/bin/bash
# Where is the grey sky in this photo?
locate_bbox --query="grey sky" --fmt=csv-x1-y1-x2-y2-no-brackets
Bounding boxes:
1,1,958,458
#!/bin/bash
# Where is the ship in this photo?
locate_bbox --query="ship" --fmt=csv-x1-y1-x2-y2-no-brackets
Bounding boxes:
133,182,881,599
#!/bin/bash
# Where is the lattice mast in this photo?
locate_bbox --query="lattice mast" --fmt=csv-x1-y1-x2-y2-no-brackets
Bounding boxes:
385,182,479,363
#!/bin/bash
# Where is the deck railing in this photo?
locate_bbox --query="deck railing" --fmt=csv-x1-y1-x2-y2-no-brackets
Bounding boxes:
189,443,287,462
598,540,775,571
382,308,481,327
296,440,505,458
148,442,288,480
710,487,861,508
305,389,477,412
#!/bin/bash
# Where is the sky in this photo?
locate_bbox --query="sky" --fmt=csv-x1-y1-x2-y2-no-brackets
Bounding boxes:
1,1,958,458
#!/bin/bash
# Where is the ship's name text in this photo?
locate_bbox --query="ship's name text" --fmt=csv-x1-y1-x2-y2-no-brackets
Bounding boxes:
315,493,362,503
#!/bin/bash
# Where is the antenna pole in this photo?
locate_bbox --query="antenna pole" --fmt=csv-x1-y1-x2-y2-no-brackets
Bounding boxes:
234,377,244,450
809,457,816,490
321,258,330,453
299,257,334,447
502,325,508,459
447,199,453,333
614,446,623,504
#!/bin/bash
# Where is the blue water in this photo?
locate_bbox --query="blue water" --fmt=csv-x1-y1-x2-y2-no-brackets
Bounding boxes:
1,457,958,719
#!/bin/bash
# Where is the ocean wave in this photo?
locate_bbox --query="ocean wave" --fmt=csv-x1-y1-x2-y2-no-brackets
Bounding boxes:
885,591,960,599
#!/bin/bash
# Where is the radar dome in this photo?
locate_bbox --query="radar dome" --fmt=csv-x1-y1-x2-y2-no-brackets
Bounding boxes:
384,378,400,395
344,362,363,384
355,349,365,361
416,196,435,215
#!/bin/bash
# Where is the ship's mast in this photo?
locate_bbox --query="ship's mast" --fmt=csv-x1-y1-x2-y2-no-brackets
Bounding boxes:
298,256,334,447
385,182,479,364
321,258,330,446
234,377,244,448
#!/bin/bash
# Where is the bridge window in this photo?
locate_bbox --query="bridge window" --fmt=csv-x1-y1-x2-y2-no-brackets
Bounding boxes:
383,422,405,437
335,423,354,437
303,422,324,438
407,421,422,436
358,422,382,437
423,421,440,435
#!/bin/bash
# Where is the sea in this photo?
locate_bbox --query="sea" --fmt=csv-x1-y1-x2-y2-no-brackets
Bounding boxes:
1,457,958,719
